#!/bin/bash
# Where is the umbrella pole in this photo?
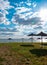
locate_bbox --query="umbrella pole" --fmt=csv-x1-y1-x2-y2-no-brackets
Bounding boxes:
22,38,23,43
41,36,43,48
32,35,33,43
31,36,33,43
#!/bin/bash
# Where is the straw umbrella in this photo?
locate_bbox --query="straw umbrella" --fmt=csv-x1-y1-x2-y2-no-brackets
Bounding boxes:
28,33,36,43
28,32,47,48
36,31,47,48
37,32,47,42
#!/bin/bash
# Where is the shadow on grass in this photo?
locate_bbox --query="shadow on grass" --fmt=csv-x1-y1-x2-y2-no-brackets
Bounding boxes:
29,49,47,57
21,44,34,47
41,43,47,46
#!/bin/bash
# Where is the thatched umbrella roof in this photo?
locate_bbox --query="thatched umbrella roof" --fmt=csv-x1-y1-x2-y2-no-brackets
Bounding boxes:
28,33,36,43
28,32,47,36
28,33,36,36
36,32,47,36
8,38,12,40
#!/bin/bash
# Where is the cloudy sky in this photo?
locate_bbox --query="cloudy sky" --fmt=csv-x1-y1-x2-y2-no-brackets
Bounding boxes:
0,0,47,39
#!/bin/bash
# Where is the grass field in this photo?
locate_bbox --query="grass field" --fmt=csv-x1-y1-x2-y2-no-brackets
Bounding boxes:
0,42,47,65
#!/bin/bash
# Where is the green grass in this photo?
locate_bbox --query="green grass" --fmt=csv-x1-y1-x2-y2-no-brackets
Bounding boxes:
0,42,47,65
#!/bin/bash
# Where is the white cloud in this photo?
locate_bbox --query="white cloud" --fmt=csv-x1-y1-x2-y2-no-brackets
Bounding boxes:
19,11,33,20
15,3,19,7
0,0,13,10
0,31,28,39
0,12,4,24
0,27,7,30
0,12,10,25
28,12,38,19
0,0,11,15
15,6,33,20
0,0,14,25
15,1,31,7
11,16,18,24
26,2,31,6
20,1,24,4
15,24,34,34
15,1,38,20
4,20,10,25
25,0,32,6
16,7,31,14
32,2,37,7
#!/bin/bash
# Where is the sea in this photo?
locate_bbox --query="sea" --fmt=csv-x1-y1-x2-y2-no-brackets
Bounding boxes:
0,36,47,43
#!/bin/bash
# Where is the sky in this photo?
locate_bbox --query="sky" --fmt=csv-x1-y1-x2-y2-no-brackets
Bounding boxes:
0,0,47,39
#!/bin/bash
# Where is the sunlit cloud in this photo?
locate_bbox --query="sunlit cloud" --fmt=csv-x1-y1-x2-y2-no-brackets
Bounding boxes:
0,0,47,39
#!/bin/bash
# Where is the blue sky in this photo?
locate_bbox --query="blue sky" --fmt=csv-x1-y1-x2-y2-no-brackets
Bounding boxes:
0,0,47,39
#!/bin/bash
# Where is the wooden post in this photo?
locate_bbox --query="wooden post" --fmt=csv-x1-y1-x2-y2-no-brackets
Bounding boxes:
41,36,43,48
32,35,33,43
22,38,24,43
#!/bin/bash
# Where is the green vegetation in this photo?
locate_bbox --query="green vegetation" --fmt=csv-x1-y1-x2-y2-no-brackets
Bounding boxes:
0,42,47,65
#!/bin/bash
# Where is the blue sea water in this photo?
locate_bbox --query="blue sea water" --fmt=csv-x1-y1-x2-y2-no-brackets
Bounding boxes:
0,36,47,43
0,39,32,43
0,37,47,43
